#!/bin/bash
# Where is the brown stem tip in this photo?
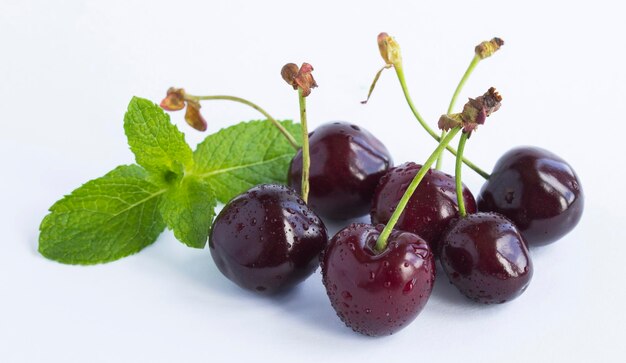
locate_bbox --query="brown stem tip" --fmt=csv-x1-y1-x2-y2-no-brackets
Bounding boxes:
377,32,402,66
438,87,502,134
159,87,207,132
475,38,504,59
184,99,207,132
281,62,318,97
360,32,401,105
160,87,186,111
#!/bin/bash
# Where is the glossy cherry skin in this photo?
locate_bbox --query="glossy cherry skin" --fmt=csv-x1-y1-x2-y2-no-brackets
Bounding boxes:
321,223,435,336
440,212,533,304
209,184,328,293
288,122,393,220
371,162,477,255
477,147,584,246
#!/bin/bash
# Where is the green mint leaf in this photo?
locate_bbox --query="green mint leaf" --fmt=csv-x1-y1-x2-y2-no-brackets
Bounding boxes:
39,164,167,264
192,120,301,203
159,177,216,248
124,97,193,179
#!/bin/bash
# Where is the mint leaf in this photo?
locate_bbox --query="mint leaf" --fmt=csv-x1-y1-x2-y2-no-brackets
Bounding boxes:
192,120,301,203
159,177,216,248
38,165,167,264
124,97,193,178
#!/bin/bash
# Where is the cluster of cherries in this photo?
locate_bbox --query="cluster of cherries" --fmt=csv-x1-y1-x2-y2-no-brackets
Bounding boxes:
162,34,583,336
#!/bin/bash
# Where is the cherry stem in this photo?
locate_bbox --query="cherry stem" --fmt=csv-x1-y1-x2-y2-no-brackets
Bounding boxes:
375,127,461,252
394,64,430,137
393,65,490,179
436,54,481,170
188,95,299,150
297,88,310,203
455,132,469,218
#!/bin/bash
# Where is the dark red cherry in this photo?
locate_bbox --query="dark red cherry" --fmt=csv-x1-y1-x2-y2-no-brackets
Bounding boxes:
321,223,435,336
288,122,392,220
370,162,476,255
440,212,533,304
477,147,584,246
209,184,328,293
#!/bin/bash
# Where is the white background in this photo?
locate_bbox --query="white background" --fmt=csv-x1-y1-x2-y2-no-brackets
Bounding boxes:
1,1,625,362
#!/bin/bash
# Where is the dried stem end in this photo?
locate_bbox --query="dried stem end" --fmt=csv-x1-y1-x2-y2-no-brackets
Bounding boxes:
184,100,207,132
378,32,402,66
281,62,318,97
361,32,402,104
475,37,504,59
159,87,207,131
438,87,502,134
160,87,186,111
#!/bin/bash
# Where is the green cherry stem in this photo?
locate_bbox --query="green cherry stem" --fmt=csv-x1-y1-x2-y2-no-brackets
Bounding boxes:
394,64,432,139
436,54,481,170
455,132,470,218
447,55,481,116
190,95,299,150
297,88,310,203
375,127,461,252
392,65,490,179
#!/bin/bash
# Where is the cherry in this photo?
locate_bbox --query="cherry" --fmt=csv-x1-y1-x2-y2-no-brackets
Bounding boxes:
321,223,435,336
209,184,328,293
476,146,584,246
288,122,393,220
440,212,533,304
370,162,477,255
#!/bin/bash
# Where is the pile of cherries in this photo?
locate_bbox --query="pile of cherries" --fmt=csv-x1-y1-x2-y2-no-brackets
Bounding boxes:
196,35,583,337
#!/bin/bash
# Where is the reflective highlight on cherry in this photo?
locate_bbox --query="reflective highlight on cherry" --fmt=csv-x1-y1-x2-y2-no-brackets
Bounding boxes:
477,147,584,246
210,184,328,294
440,212,533,304
288,122,393,220
321,223,435,336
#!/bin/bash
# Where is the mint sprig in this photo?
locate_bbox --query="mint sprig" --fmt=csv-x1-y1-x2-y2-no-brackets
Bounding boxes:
124,97,194,179
194,119,301,203
159,177,216,248
38,165,167,264
39,97,301,264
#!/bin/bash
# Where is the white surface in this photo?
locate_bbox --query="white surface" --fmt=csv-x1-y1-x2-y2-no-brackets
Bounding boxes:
1,1,625,362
